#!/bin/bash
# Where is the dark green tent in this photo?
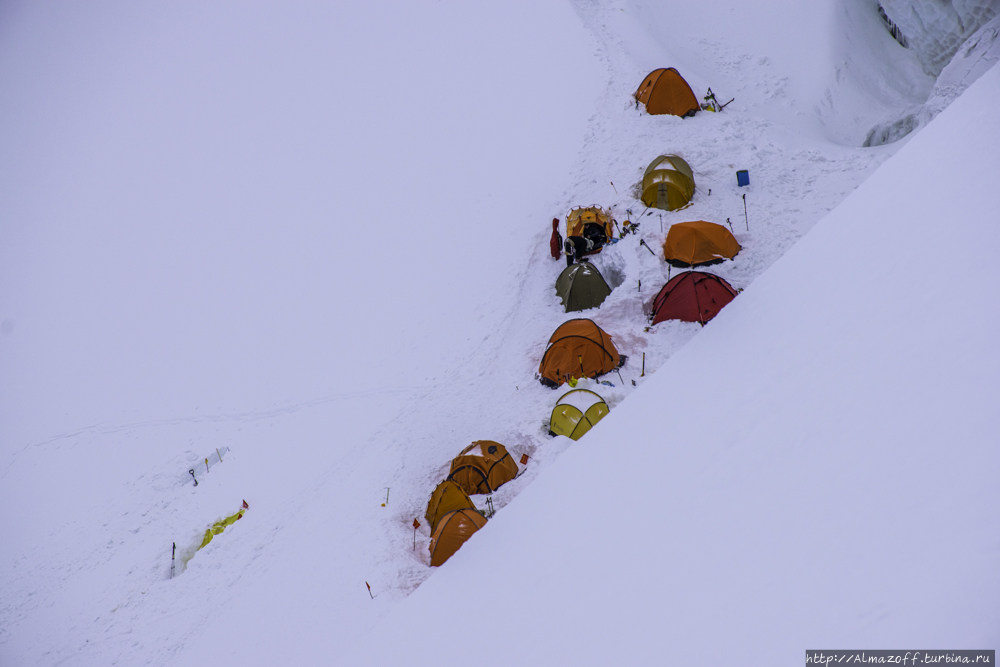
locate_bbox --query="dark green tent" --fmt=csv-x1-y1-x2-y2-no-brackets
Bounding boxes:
555,261,612,312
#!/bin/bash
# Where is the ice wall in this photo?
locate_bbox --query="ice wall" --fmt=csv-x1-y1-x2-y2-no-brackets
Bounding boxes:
880,0,1000,75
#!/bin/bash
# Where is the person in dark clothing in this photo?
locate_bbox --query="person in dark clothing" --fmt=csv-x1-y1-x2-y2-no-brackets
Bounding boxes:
564,222,608,265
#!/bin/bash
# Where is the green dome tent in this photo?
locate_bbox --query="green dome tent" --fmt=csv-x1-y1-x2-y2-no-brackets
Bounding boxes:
641,155,695,211
555,261,612,312
549,388,610,440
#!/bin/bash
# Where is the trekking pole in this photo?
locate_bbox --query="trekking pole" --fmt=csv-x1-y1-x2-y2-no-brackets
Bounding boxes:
170,542,176,579
743,194,748,231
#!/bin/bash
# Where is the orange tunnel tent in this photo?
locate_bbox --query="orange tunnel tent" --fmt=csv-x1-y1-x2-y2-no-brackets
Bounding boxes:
429,509,487,567
662,221,741,267
538,318,622,388
425,480,477,535
634,68,700,117
447,441,519,495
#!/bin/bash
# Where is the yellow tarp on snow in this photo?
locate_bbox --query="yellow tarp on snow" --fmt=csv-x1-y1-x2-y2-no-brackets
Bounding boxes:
198,503,248,550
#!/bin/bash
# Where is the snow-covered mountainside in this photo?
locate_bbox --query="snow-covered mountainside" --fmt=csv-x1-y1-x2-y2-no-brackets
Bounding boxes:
1,1,995,665
348,58,1000,667
881,0,999,75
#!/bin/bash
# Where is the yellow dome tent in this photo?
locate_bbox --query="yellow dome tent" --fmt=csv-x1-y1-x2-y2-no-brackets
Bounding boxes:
424,480,477,534
549,388,610,440
641,155,695,211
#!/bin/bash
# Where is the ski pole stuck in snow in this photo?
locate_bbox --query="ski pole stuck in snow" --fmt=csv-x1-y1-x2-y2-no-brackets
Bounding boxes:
642,352,645,377
743,193,749,230
170,542,176,579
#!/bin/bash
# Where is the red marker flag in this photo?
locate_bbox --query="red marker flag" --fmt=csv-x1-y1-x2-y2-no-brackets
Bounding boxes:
242,499,249,510
366,581,373,599
412,519,420,529
520,454,529,465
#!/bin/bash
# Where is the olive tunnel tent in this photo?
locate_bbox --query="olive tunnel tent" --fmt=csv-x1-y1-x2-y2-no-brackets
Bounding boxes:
447,441,519,496
429,509,487,567
662,220,741,267
634,68,700,117
641,155,695,212
538,318,622,388
555,261,612,312
650,271,738,325
425,480,477,534
549,389,610,440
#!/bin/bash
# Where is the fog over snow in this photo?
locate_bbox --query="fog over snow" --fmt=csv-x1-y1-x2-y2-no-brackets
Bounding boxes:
1,1,997,666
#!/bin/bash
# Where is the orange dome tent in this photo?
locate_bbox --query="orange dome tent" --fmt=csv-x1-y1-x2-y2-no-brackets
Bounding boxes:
650,271,738,325
662,221,741,267
429,509,487,567
447,441,519,495
635,68,700,117
425,480,477,534
538,318,622,388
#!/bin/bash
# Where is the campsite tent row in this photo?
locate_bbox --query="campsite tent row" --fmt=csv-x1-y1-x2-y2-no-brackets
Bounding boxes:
423,67,737,570
424,440,519,566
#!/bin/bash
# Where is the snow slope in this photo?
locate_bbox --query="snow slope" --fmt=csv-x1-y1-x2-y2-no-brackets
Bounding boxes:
350,59,1000,667
2,1,993,665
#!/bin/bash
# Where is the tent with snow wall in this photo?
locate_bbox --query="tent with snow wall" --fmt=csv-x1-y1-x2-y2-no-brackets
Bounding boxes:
429,509,487,567
634,68,700,117
555,261,612,312
650,271,738,325
538,318,622,388
662,221,741,267
641,155,696,212
564,206,615,262
447,441,519,495
549,389,609,440
425,480,477,534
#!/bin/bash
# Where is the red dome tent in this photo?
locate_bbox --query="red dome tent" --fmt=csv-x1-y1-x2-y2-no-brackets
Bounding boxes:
650,271,738,325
